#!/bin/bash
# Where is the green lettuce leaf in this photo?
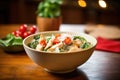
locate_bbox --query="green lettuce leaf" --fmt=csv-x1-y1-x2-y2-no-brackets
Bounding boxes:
0,34,23,47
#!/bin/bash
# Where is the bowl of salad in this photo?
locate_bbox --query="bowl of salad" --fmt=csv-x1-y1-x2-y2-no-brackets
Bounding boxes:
23,31,97,73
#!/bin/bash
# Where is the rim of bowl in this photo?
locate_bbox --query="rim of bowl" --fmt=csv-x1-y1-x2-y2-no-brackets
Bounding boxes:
23,31,97,54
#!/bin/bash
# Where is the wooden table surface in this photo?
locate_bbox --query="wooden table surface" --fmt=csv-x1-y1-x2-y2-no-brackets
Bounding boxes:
0,24,120,80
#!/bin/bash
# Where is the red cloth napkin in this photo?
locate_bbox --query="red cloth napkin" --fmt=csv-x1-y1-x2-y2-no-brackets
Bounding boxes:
96,37,120,53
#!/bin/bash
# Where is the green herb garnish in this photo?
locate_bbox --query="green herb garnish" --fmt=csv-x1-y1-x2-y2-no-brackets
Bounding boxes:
81,42,91,49
28,41,39,49
34,35,40,40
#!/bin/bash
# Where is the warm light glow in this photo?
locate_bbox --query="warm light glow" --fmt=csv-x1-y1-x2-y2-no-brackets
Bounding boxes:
78,0,87,8
98,0,107,8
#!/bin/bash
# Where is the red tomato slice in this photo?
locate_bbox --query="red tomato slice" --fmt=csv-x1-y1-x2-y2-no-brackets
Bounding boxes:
40,40,46,47
53,38,60,44
64,37,72,45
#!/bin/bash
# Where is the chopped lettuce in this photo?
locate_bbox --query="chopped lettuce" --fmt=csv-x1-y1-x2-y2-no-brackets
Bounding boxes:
73,36,91,49
46,36,51,43
28,34,92,52
28,40,39,49
34,35,40,40
81,42,91,49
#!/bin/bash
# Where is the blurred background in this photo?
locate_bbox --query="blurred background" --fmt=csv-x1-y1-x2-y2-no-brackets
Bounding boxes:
0,0,120,25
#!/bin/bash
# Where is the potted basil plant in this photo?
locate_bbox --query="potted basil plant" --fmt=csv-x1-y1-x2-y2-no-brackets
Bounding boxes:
36,0,63,31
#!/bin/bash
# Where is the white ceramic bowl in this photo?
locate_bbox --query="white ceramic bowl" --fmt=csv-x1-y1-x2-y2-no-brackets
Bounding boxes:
23,31,97,73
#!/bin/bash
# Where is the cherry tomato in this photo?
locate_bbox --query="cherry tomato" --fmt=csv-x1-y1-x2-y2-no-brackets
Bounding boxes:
29,25,37,34
53,38,60,44
40,40,46,47
23,32,29,38
19,24,27,33
15,33,20,37
17,30,23,37
64,37,72,45
27,31,32,35
11,24,37,39
12,31,17,36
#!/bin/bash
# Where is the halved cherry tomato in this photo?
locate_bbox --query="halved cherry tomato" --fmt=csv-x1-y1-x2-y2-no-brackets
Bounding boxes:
40,40,46,47
53,38,60,44
53,34,61,44
64,37,72,45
